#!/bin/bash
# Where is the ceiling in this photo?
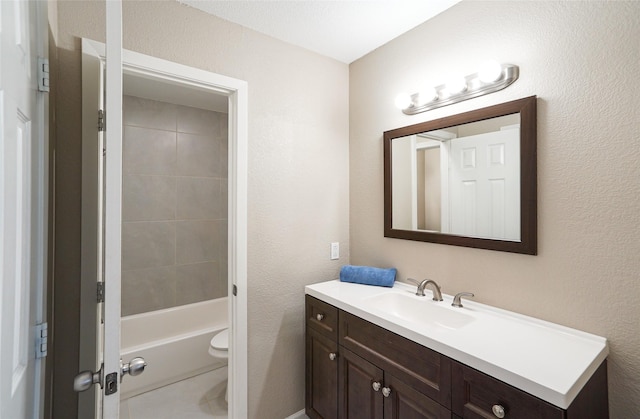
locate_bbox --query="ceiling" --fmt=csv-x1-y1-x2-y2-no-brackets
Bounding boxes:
178,0,461,64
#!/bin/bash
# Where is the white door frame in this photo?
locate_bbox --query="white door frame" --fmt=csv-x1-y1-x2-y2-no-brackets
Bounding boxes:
122,48,249,419
96,18,248,417
412,130,455,232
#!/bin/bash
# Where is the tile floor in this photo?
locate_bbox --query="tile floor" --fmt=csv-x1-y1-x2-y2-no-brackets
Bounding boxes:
120,367,228,419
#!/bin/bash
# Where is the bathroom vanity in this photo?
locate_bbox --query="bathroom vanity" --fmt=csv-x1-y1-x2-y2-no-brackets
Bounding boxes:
305,280,608,418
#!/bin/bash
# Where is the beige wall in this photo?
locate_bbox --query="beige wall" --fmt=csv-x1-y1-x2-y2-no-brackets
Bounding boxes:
53,1,349,417
350,1,640,417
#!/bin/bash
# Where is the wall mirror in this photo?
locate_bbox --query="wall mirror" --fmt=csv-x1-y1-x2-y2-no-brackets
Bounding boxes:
384,96,537,254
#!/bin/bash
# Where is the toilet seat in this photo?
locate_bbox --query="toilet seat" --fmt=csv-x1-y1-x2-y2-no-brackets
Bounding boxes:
209,328,229,358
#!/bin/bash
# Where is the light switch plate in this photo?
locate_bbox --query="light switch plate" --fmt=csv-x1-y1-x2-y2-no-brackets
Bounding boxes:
330,242,339,260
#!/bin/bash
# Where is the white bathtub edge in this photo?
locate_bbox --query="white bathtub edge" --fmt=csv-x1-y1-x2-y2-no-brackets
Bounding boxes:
121,362,227,400
120,298,229,400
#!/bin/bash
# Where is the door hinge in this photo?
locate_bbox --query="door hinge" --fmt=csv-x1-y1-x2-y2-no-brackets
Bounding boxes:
35,322,48,359
232,284,237,296
98,109,105,132
97,281,105,303
37,57,50,93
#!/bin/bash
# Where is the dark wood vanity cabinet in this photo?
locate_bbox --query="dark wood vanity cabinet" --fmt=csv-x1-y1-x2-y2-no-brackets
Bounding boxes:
306,328,338,418
305,295,608,419
340,346,450,419
306,295,451,419
306,297,339,418
340,310,452,418
451,361,563,419
339,347,383,419
451,360,609,419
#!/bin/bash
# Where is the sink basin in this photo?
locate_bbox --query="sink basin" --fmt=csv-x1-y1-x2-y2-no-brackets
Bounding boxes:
363,292,474,330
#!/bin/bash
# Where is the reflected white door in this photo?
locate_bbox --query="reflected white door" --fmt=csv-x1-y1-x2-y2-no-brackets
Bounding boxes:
449,128,520,240
0,1,46,418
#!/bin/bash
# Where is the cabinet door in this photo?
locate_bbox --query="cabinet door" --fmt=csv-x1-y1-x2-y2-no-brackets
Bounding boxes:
306,328,339,419
384,373,452,419
452,361,563,419
340,311,452,408
339,348,384,419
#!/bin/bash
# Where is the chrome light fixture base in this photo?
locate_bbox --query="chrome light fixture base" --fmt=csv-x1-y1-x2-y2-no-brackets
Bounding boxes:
401,63,519,115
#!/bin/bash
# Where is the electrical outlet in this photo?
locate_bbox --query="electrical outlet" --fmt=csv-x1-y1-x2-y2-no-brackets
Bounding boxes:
330,242,339,260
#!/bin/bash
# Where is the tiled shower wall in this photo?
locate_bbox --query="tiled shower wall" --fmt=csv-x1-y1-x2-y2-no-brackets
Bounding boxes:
121,95,228,316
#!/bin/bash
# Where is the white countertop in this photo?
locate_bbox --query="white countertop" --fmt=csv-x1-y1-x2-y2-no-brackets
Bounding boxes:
305,279,608,409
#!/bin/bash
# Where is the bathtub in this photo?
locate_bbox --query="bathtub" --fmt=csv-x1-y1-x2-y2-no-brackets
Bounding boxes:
120,298,228,399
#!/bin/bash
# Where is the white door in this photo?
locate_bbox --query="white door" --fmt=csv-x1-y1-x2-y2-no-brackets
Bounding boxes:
103,3,125,415
74,3,127,418
449,127,520,240
0,1,47,418
77,38,106,419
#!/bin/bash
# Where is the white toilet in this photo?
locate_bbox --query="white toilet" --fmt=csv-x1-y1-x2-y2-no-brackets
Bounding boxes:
209,328,229,402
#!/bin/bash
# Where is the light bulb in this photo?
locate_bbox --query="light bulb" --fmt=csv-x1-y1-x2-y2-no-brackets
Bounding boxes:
478,60,503,83
445,76,467,96
416,86,438,105
394,92,412,110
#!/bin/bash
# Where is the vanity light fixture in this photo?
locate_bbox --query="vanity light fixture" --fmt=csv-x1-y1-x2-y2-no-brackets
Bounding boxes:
395,61,519,115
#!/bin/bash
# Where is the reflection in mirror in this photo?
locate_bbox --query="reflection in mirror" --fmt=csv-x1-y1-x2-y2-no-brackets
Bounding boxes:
392,114,520,240
384,96,537,254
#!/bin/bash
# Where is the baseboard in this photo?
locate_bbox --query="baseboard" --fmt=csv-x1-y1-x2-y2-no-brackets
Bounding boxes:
284,409,308,419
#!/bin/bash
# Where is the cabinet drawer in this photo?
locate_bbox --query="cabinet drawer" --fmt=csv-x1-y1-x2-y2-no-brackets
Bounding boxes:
339,310,452,409
452,361,564,419
306,295,339,340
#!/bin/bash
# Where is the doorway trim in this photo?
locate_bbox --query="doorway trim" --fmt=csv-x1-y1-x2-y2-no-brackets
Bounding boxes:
84,39,248,417
123,48,249,418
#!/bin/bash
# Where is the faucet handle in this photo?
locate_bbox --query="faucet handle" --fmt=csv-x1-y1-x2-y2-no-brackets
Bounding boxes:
452,292,474,308
406,278,425,296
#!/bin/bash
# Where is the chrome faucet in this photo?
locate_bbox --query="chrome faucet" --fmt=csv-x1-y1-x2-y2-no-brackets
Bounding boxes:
415,279,443,301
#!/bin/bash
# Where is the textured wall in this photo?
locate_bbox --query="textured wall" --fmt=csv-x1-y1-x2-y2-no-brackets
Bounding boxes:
53,1,349,417
350,1,640,416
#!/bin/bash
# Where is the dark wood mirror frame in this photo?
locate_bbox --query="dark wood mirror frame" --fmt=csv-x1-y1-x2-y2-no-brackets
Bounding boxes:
384,96,537,255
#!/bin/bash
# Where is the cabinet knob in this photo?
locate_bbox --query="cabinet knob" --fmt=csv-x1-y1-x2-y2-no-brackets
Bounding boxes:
316,313,324,321
492,404,506,418
382,387,392,398
328,352,336,361
372,381,381,392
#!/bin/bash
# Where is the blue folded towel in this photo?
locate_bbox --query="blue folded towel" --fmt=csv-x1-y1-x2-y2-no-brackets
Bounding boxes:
339,265,397,287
